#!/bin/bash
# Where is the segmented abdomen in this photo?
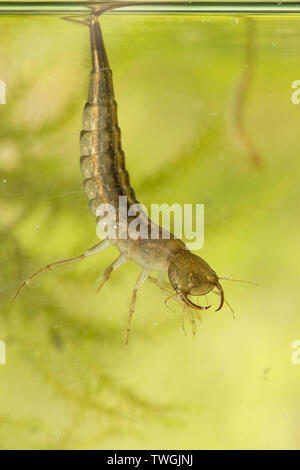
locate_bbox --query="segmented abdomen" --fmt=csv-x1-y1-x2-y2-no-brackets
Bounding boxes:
79,17,184,268
80,67,137,217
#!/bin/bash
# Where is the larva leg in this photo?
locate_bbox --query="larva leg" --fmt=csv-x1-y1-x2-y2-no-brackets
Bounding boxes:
181,307,187,337
148,275,172,294
96,255,127,293
157,271,166,288
186,307,197,337
13,239,111,301
194,295,208,322
148,274,173,295
147,276,182,309
125,268,150,346
164,293,178,313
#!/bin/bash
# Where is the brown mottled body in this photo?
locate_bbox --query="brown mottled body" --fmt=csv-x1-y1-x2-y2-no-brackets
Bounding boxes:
13,9,227,345
80,16,185,272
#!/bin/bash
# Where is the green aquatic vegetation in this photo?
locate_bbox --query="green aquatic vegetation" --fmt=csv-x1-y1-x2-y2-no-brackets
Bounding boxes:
0,13,300,450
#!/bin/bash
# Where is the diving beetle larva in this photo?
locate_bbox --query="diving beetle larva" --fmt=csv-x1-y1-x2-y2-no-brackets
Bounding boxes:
14,4,254,345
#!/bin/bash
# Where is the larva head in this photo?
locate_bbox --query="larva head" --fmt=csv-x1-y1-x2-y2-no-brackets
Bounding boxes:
168,250,224,311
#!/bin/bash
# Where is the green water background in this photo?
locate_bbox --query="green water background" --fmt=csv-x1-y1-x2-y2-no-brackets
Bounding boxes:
0,8,300,449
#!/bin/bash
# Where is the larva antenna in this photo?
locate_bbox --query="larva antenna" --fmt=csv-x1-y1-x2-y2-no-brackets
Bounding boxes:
218,276,258,287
